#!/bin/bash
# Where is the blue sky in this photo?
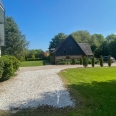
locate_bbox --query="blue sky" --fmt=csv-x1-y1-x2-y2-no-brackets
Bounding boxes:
2,0,116,51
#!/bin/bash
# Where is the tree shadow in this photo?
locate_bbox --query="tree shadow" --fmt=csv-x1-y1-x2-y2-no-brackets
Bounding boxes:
67,80,116,116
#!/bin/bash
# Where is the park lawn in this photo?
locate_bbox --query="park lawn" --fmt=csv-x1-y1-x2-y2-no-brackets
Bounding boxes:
20,61,44,67
59,67,116,116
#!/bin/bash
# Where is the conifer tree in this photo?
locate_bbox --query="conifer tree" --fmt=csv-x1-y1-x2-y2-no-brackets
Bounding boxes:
83,56,88,67
80,57,83,65
99,55,103,67
108,55,111,67
92,55,95,67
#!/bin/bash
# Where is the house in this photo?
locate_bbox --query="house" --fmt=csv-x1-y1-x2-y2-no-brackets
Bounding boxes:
50,35,93,64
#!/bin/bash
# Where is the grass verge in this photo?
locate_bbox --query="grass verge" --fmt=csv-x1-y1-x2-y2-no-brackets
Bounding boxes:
59,67,116,116
20,60,48,67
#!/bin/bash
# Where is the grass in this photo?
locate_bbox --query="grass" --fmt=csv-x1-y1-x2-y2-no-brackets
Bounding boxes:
59,67,116,116
20,60,48,67
1,67,116,116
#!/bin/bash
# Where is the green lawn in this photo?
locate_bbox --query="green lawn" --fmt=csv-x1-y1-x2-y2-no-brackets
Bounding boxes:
59,67,116,116
20,60,47,67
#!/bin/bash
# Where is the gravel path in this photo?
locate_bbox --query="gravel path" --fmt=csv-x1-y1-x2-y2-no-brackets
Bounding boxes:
0,65,78,111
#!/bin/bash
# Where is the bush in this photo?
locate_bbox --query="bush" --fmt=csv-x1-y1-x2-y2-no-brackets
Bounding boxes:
95,59,99,64
108,55,111,67
99,55,103,67
83,56,88,67
71,57,76,65
88,59,92,64
0,59,4,79
80,58,83,65
0,55,20,81
9,56,20,72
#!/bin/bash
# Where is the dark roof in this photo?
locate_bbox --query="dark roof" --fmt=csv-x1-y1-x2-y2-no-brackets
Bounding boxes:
78,43,93,55
52,34,93,55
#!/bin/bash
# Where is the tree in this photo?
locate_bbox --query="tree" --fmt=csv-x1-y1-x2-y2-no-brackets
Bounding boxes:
83,56,88,67
108,55,111,67
90,34,105,53
71,57,76,65
72,30,91,44
94,41,110,58
80,57,83,65
106,34,116,43
108,39,116,59
2,16,29,60
99,55,103,67
49,33,67,50
92,55,95,67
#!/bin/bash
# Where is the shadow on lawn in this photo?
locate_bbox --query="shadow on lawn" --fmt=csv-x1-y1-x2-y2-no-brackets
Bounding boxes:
1,80,116,116
67,80,116,116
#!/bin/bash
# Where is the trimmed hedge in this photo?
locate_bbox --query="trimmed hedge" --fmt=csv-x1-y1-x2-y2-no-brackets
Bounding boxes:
0,55,20,81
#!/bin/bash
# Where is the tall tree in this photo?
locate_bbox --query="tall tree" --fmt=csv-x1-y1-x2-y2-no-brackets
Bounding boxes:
90,34,105,53
108,39,116,59
72,30,91,43
49,33,67,50
106,34,116,43
2,16,29,60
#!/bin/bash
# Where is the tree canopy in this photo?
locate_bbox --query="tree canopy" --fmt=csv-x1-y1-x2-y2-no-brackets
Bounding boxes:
2,16,29,60
48,33,67,50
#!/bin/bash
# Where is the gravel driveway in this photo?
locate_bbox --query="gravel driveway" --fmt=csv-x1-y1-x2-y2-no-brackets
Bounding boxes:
0,65,78,111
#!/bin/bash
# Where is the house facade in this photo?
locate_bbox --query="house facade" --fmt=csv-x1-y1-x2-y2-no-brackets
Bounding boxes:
50,35,93,64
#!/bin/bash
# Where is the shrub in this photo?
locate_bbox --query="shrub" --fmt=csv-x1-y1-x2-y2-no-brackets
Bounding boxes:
88,59,92,64
1,55,20,81
83,56,88,67
80,58,83,65
92,55,95,67
108,55,111,67
76,60,80,64
71,57,76,65
95,59,99,64
99,55,103,67
9,56,20,72
0,59,4,79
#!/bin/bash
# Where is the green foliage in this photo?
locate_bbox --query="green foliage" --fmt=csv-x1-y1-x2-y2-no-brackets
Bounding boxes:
71,57,76,65
2,17,29,60
92,55,95,67
80,58,83,65
0,59,4,79
108,55,111,67
88,59,92,64
99,55,103,67
9,56,20,72
106,34,116,43
72,30,91,43
0,55,20,81
108,39,116,59
49,33,67,50
83,56,88,67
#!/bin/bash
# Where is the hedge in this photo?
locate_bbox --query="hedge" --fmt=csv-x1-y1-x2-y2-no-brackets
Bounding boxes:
0,55,20,81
